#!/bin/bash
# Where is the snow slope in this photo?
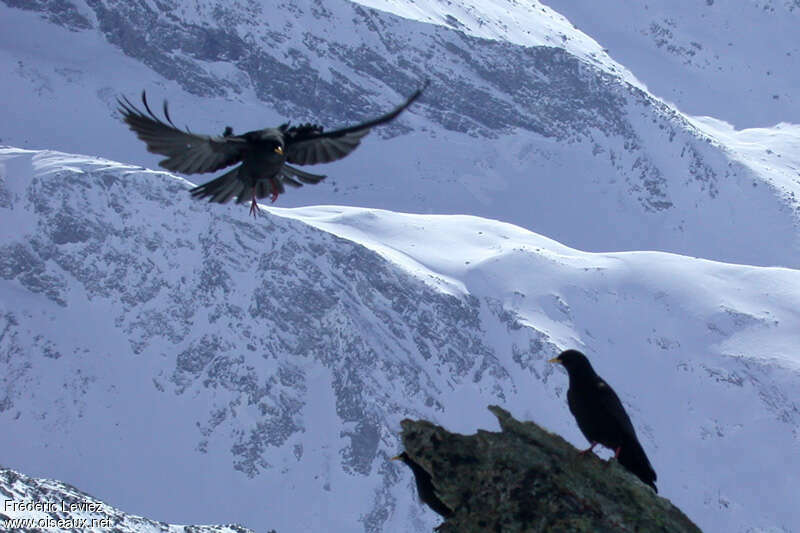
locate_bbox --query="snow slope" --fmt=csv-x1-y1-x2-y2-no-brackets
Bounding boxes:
0,465,255,533
1,147,799,532
3,0,800,268
686,116,800,210
541,0,800,128
349,0,643,86
2,0,800,532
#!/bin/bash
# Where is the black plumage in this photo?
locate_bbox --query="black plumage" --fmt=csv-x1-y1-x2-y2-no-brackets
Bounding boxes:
117,83,427,217
549,349,658,492
393,452,454,519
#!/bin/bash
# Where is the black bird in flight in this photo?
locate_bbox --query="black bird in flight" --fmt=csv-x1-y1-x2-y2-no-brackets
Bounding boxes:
549,349,658,492
392,452,454,521
117,83,427,217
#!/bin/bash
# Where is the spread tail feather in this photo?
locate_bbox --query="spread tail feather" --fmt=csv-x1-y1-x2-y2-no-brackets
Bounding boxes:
189,167,247,204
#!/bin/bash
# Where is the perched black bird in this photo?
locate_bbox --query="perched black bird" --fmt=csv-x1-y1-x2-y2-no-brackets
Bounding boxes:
392,452,454,520
117,83,427,217
549,349,658,492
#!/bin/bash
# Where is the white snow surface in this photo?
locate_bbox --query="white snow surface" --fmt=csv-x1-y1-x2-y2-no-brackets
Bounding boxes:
350,0,644,87
0,147,799,532
687,116,800,201
3,1,800,268
2,0,800,532
0,464,253,533
541,0,800,128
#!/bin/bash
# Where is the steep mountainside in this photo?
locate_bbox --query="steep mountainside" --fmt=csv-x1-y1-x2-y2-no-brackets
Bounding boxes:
2,0,800,532
1,147,799,532
542,0,800,127
0,465,255,533
2,0,800,267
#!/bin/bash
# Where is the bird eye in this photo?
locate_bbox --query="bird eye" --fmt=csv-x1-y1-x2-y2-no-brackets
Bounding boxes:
274,146,284,155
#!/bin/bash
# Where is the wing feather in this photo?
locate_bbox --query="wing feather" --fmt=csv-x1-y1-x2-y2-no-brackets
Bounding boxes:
282,164,326,184
596,380,657,487
280,174,303,188
595,379,639,441
284,82,427,166
118,92,246,174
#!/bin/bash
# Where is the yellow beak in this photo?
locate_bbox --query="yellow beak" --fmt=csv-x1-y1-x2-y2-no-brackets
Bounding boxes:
274,146,284,155
548,357,561,364
390,455,401,461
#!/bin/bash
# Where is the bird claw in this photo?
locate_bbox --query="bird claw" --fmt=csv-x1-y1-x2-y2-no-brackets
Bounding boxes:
249,197,260,218
602,447,622,468
270,191,279,203
579,442,598,456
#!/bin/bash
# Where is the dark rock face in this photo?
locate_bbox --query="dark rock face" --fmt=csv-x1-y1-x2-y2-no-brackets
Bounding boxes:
2,0,92,30
68,0,640,141
399,406,702,533
4,0,726,213
7,0,799,269
0,150,554,518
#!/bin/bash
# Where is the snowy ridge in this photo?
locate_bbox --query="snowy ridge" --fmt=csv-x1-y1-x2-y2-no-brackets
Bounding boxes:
0,465,255,533
541,0,800,127
1,147,799,532
3,1,800,268
2,0,800,531
349,0,644,87
686,116,800,208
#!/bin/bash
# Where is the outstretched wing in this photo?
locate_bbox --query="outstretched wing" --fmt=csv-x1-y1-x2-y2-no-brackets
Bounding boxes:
118,92,246,174
283,81,428,166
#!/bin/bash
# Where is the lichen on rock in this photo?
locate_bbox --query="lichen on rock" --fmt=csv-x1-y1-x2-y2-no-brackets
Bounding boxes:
399,405,702,533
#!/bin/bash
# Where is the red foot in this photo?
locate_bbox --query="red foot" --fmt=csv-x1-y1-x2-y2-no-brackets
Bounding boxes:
579,442,598,456
270,177,281,203
600,446,622,469
249,182,279,216
249,196,260,217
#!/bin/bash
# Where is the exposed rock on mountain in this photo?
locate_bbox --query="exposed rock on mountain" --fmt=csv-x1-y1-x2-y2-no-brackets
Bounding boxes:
2,1,800,530
3,1,800,266
2,146,800,532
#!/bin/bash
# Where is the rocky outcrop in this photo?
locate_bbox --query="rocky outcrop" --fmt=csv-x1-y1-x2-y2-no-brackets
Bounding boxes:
399,406,702,533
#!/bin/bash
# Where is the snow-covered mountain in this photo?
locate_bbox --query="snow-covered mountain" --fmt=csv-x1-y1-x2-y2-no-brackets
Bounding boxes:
0,465,255,533
3,0,800,267
541,0,800,128
2,146,800,532
2,0,800,532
